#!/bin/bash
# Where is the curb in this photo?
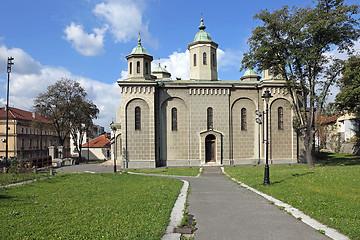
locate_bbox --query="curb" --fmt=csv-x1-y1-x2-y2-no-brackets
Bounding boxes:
161,180,189,240
221,167,349,240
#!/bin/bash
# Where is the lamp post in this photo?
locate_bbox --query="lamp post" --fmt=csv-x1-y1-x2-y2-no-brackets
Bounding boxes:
5,57,14,170
262,90,272,186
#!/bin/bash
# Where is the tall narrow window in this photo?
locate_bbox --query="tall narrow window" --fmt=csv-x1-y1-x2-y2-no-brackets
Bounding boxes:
129,62,132,74
171,107,177,131
207,107,213,130
212,53,215,67
145,62,149,74
194,54,197,66
203,52,207,65
278,107,284,130
137,61,140,73
241,108,247,130
135,106,141,130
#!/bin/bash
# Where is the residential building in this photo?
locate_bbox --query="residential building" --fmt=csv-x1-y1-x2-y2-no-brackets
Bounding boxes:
0,106,70,166
81,133,111,161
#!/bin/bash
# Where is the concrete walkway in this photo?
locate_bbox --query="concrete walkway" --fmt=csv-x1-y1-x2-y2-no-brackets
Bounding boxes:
186,167,330,240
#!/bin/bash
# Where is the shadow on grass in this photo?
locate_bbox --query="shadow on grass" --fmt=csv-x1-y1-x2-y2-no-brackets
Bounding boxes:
272,172,315,185
315,152,360,166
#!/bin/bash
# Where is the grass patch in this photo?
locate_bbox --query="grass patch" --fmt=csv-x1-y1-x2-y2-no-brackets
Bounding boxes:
316,152,360,166
0,172,50,186
128,167,200,176
0,173,183,239
225,159,360,239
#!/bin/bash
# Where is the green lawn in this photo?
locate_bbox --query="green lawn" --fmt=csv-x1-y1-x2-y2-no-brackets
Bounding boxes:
128,167,201,176
0,173,183,239
0,172,51,186
225,154,360,239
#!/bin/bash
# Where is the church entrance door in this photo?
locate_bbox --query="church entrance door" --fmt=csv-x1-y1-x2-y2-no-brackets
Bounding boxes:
205,134,216,162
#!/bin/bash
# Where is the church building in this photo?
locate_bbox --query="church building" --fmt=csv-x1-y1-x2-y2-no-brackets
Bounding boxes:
115,18,299,168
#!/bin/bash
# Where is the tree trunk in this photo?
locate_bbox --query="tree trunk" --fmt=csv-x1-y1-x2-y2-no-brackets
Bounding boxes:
304,128,315,168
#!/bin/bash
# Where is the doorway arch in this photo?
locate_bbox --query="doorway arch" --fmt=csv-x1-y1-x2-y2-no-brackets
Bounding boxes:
205,134,216,163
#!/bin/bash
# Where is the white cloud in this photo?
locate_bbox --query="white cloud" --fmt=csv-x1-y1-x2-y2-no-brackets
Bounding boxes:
63,22,107,56
150,48,242,80
93,0,153,44
0,45,120,130
0,45,42,74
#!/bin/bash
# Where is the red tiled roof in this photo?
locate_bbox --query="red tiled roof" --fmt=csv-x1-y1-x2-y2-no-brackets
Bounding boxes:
82,134,110,148
315,115,340,125
0,106,50,123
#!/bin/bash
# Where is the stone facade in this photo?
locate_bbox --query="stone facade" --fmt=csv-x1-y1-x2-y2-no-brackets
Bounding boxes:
115,19,299,168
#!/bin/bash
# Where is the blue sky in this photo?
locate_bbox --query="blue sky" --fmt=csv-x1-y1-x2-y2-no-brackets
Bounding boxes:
0,0,359,130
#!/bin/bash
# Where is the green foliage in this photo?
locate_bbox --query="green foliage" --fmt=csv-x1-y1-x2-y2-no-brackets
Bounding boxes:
34,78,99,148
128,167,201,176
225,160,360,239
334,55,360,114
241,0,360,167
0,173,183,239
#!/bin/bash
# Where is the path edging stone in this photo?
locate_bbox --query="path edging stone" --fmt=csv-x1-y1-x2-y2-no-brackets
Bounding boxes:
221,167,349,240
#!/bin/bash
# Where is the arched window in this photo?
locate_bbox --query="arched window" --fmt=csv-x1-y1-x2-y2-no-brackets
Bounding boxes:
212,53,215,67
145,62,149,75
278,107,284,130
171,107,177,131
129,62,132,74
136,61,140,73
241,108,247,130
194,54,197,66
207,107,213,130
203,52,207,65
135,106,141,130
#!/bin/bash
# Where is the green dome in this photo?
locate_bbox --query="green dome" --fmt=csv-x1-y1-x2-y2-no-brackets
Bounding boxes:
244,68,259,77
130,37,149,55
194,18,212,42
153,63,169,73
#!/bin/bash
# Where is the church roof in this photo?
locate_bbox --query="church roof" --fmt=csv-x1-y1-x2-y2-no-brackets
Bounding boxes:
152,63,169,73
243,68,259,77
130,36,149,55
194,18,212,42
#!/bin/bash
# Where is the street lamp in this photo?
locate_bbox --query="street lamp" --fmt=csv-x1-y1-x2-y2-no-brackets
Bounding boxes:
262,90,272,185
5,57,14,170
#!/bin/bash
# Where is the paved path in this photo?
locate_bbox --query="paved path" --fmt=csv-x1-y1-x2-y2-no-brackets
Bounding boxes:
186,167,330,240
56,164,332,239
56,163,115,173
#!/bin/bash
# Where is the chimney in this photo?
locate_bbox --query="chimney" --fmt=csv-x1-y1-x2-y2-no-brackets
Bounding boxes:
32,112,36,119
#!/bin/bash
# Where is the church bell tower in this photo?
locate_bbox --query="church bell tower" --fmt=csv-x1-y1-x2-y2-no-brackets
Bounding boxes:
188,17,218,81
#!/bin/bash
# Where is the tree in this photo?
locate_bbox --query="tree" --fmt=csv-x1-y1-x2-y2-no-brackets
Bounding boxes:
334,55,360,114
241,0,360,167
34,79,99,160
69,99,99,163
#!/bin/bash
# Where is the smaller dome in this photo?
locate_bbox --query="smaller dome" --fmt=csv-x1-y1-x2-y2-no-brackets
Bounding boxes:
153,63,169,73
130,36,149,55
194,18,212,42
243,68,259,77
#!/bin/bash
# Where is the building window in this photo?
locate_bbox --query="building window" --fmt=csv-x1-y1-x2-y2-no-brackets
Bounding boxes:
36,139,39,148
29,139,32,148
145,62,149,75
129,62,132,74
278,107,284,130
207,107,213,130
137,61,140,73
171,107,177,131
135,106,141,130
21,128,24,134
21,139,24,149
203,52,207,65
241,108,247,130
194,54,197,66
212,53,215,67
25,128,28,134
